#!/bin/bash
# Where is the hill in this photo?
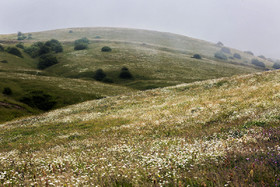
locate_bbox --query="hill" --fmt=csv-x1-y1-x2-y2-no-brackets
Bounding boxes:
0,27,276,122
1,70,280,186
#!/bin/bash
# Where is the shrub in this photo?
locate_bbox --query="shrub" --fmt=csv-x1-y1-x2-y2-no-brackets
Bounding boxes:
0,44,4,51
69,30,73,33
20,91,56,111
119,67,133,79
221,47,231,54
258,55,266,60
233,53,241,59
101,46,112,52
95,36,101,39
3,87,12,95
192,54,202,59
251,59,265,68
24,42,44,57
17,32,27,40
0,60,8,63
244,51,254,56
27,34,32,39
94,69,106,81
38,45,51,56
45,39,63,53
74,37,89,45
6,47,23,58
37,54,58,70
16,43,24,49
214,52,227,60
74,43,88,50
272,63,280,69
216,41,224,47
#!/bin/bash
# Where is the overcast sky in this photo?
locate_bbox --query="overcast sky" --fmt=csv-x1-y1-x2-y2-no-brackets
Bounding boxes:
0,0,280,58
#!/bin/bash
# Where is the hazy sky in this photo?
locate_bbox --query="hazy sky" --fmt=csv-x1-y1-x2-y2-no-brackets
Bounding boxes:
1,0,280,58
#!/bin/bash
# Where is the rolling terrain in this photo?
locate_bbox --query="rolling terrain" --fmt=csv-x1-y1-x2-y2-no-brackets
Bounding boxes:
0,28,276,122
1,69,280,186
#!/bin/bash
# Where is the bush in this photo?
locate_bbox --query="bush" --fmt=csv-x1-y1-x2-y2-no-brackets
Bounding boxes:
272,63,280,69
233,53,241,59
0,44,4,51
216,41,224,47
45,39,63,53
20,91,56,111
221,47,231,54
6,47,23,58
94,69,106,81
214,52,227,60
74,37,89,45
3,87,12,95
16,43,24,49
24,42,44,57
0,60,8,63
37,54,58,70
119,67,133,79
258,55,266,60
192,54,202,59
101,46,112,52
244,51,254,56
69,30,73,33
74,43,88,50
251,59,265,68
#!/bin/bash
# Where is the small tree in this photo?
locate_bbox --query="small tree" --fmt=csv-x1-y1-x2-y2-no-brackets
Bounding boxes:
251,59,265,68
192,54,202,59
233,53,241,59
94,69,106,81
101,46,112,52
45,39,63,53
119,67,133,79
3,87,12,95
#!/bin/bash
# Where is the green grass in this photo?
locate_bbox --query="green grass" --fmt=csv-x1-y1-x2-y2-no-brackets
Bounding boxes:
1,70,280,186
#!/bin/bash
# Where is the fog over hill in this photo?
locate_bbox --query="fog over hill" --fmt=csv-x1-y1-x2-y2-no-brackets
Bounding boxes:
0,0,280,59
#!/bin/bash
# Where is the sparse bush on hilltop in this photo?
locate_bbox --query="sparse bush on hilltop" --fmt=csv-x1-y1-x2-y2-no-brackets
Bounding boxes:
2,87,12,95
216,41,224,47
233,53,241,59
37,54,58,70
6,47,23,58
74,37,89,50
251,59,265,68
214,51,227,60
192,54,202,59
94,69,106,81
221,47,231,54
272,63,280,69
258,55,266,60
17,32,27,40
244,51,254,56
45,39,63,53
119,67,133,79
101,46,112,52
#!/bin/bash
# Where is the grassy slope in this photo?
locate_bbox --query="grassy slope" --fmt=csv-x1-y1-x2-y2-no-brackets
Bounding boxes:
1,70,280,186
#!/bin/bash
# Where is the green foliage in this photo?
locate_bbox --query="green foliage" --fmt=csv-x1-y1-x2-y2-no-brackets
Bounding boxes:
272,63,280,69
6,47,23,58
74,37,89,50
216,41,224,47
20,91,56,111
0,44,4,51
24,40,63,57
16,42,24,49
38,54,58,70
94,69,106,81
101,46,112,52
214,51,227,60
119,67,133,79
24,42,44,57
192,54,202,59
17,32,27,40
3,87,12,95
251,59,265,68
258,55,266,60
221,47,231,54
74,43,88,50
27,34,32,39
244,51,254,56
45,39,63,53
0,60,8,63
233,53,241,59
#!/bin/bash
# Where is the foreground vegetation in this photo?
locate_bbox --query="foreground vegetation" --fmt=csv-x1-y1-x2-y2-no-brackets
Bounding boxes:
1,70,279,186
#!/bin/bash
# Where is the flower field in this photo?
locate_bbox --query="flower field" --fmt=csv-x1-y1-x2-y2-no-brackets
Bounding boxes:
1,70,280,186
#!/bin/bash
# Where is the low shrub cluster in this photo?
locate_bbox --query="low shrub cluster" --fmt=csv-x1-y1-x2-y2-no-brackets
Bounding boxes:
74,37,89,50
6,47,23,58
20,91,56,111
272,63,280,69
0,44,4,51
221,47,231,54
214,51,227,60
2,87,12,95
94,69,106,81
16,43,24,49
192,54,202,59
251,59,265,68
101,46,112,52
37,54,58,70
233,53,241,59
119,67,133,79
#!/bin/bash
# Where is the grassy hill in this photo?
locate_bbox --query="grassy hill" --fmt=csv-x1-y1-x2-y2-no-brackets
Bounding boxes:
1,70,280,186
0,27,277,122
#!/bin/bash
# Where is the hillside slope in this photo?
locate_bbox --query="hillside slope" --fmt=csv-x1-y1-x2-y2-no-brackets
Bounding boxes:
1,70,280,186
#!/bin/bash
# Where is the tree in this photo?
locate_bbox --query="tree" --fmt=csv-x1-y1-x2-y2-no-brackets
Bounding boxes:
244,51,254,56
16,42,24,49
119,67,133,79
192,54,202,59
94,69,106,81
74,38,89,50
3,87,12,95
38,54,58,70
6,47,23,58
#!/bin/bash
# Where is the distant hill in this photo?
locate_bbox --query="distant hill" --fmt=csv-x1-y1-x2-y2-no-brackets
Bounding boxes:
0,27,276,122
